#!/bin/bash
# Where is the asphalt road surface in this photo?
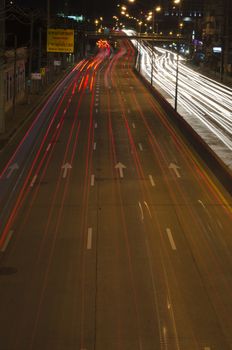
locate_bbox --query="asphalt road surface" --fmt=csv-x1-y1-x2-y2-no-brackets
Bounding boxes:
0,40,231,350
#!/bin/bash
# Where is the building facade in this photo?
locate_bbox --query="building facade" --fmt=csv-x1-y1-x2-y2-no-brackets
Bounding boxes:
202,0,232,76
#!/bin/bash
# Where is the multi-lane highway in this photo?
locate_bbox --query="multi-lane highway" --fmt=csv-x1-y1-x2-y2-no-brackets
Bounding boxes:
0,39,232,350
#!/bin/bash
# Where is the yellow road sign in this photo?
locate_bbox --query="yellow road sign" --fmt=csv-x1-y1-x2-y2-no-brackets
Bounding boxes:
40,68,46,76
47,29,74,53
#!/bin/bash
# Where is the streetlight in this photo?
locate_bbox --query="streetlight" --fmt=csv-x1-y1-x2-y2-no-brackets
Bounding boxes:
152,5,161,34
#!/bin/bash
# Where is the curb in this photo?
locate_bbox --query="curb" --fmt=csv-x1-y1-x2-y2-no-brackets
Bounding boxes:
133,68,232,195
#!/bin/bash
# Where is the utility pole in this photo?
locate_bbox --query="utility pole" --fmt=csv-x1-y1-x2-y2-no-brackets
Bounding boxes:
151,44,154,86
47,0,51,81
174,0,182,112
0,0,5,133
27,12,34,102
38,27,42,71
12,35,17,116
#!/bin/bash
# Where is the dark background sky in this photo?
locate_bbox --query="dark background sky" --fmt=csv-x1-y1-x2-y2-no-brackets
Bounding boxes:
16,0,116,20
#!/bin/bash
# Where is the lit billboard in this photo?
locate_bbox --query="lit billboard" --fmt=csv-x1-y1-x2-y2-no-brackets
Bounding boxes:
47,29,74,53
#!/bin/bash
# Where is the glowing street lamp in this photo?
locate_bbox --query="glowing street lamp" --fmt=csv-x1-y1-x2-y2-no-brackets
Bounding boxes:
152,5,162,34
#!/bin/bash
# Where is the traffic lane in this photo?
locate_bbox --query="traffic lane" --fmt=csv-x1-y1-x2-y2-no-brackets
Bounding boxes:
111,52,232,348
0,206,87,350
121,64,232,343
126,66,231,204
147,204,230,349
85,74,165,348
100,76,186,348
0,66,85,244
0,69,98,348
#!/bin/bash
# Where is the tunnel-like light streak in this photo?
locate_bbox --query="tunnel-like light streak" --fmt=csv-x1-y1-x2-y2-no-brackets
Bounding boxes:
123,29,232,152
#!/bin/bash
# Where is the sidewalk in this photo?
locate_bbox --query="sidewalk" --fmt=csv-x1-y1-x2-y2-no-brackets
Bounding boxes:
0,66,73,149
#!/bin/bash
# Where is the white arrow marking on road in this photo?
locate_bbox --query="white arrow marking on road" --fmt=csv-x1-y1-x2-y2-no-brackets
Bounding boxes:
91,174,95,186
144,201,152,217
132,123,136,129
169,162,181,178
166,228,177,250
198,199,206,209
138,143,143,151
87,228,92,250
115,162,126,178
61,163,72,178
46,143,51,152
149,175,155,187
138,201,144,221
95,109,98,113
95,122,98,128
30,174,38,187
93,142,97,150
7,163,19,179
0,230,14,252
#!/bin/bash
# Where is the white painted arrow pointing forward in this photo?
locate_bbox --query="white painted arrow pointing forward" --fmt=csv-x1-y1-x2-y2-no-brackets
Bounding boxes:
169,162,181,178
61,163,72,178
115,162,126,178
7,163,19,179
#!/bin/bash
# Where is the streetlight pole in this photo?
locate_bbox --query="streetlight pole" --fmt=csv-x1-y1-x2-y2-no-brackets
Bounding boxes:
152,5,161,34
0,0,5,133
174,47,179,111
174,0,181,112
12,34,17,116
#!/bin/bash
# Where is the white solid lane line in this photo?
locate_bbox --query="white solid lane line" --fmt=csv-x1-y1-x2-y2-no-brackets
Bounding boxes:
0,230,14,252
87,228,93,250
149,175,155,187
166,228,177,250
138,143,143,151
93,142,97,150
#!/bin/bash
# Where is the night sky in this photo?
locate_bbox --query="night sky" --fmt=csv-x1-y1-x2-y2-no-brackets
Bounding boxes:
16,0,117,20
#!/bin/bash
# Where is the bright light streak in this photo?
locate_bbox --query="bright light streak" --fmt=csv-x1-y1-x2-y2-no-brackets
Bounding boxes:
123,29,232,156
